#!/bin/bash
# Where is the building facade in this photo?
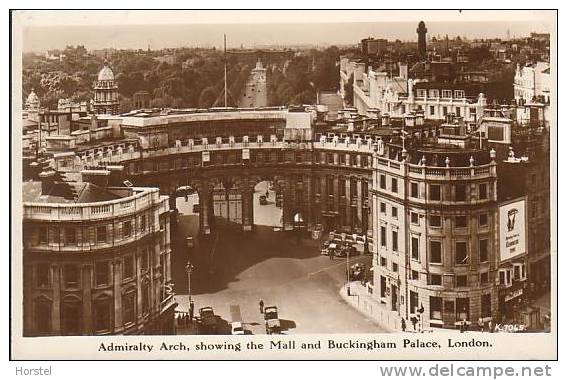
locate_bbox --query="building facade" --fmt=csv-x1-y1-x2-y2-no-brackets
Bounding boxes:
23,171,175,336
93,62,120,115
514,62,551,104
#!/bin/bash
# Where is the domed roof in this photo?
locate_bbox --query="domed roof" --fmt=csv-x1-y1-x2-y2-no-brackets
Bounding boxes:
97,63,115,81
26,88,39,104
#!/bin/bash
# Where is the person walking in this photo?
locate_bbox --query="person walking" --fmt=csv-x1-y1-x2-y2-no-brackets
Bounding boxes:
401,318,406,332
329,248,335,261
259,299,264,314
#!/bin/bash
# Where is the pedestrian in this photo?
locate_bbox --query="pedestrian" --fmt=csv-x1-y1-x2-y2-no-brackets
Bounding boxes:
259,299,264,314
411,316,418,331
189,301,194,322
488,320,494,333
401,318,406,332
329,249,334,261
478,317,484,332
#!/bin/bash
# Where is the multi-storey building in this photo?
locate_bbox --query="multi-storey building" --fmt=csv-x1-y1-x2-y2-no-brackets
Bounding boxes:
371,121,499,328
22,169,175,336
514,62,551,104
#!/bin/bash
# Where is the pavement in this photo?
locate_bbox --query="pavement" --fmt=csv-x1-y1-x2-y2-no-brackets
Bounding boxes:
171,192,388,335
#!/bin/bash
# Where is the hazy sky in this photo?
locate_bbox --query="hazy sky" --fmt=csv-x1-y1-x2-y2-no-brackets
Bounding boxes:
15,10,554,52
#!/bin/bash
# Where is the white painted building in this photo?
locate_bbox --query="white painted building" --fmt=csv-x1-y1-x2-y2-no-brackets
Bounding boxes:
514,62,551,104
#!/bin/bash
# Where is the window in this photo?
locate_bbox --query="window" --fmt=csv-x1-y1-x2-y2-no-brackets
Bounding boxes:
123,256,134,279
95,262,109,286
362,181,369,198
479,183,488,199
429,215,442,227
411,237,419,260
38,226,48,244
391,206,398,219
392,262,399,272
429,274,442,286
123,221,132,238
410,182,418,198
141,249,149,272
456,275,467,287
65,228,77,245
442,106,448,116
35,300,51,334
391,178,398,193
140,215,146,231
442,90,452,98
94,298,112,332
417,89,426,97
380,202,386,214
142,282,150,315
455,242,468,264
455,184,466,201
36,263,50,287
96,226,107,243
430,296,443,320
123,292,137,325
455,216,468,228
454,90,464,99
326,153,333,164
430,184,441,201
380,257,387,267
339,178,346,196
429,89,439,98
481,294,492,318
379,175,386,189
411,212,419,225
479,213,488,227
430,241,442,263
480,272,489,284
456,107,461,117
388,231,396,254
64,264,80,288
479,239,489,263
411,270,419,280
380,226,387,248
339,154,345,165
327,176,334,195
350,179,358,197
429,105,435,116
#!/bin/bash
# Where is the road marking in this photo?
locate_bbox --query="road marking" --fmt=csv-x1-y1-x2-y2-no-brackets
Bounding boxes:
307,261,347,277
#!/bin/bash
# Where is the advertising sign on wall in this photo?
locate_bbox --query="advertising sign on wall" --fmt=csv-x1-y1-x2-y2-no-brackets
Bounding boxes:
499,198,526,262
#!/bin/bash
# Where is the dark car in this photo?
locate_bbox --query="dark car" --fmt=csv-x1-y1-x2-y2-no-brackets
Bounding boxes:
198,306,217,333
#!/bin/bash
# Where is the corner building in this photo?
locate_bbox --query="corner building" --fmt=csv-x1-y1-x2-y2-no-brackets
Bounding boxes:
22,171,175,336
372,135,499,328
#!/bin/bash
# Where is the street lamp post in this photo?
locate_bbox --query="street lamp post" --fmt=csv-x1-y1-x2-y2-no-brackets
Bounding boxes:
346,244,351,296
186,237,195,304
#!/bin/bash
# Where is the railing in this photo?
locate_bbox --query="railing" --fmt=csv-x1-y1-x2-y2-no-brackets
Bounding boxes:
24,187,167,221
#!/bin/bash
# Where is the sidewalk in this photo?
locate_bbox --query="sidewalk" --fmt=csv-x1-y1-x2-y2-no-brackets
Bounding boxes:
339,281,400,332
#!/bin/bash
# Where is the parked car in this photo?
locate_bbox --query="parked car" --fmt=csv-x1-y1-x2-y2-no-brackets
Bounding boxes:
231,321,245,335
198,306,217,333
264,306,280,334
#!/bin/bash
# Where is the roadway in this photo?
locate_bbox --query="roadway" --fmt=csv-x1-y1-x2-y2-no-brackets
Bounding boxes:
171,185,386,334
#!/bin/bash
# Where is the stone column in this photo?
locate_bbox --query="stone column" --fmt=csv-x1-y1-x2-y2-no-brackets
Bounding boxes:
241,182,254,232
113,260,123,332
198,182,213,235
82,264,93,334
51,264,61,334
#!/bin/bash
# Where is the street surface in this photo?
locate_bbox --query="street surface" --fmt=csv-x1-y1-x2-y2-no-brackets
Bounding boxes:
171,187,386,335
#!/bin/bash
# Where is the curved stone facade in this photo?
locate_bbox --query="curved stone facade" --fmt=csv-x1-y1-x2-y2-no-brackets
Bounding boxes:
23,186,175,336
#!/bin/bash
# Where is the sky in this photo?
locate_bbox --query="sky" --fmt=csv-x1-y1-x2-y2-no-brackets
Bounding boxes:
14,10,555,52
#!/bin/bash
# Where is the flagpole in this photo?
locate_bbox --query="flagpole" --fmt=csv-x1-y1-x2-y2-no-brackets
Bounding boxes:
224,34,227,108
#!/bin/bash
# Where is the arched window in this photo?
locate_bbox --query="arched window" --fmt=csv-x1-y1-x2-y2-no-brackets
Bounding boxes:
122,290,137,326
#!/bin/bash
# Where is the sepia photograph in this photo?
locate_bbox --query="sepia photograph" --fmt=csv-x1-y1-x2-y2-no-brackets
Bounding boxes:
9,9,557,361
